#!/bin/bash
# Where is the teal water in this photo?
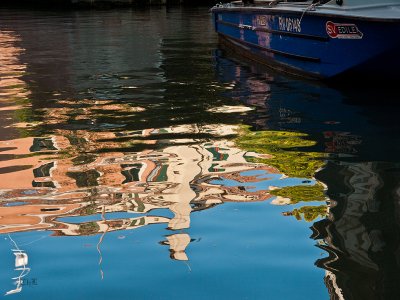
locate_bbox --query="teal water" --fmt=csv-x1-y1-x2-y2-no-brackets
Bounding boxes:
0,6,399,300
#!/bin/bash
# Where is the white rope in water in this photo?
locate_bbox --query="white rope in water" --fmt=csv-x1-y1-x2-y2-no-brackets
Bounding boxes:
8,234,21,252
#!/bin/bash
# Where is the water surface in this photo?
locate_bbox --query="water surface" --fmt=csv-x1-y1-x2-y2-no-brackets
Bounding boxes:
0,6,399,300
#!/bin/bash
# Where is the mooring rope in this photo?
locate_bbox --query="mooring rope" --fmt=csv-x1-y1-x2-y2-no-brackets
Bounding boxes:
299,1,320,24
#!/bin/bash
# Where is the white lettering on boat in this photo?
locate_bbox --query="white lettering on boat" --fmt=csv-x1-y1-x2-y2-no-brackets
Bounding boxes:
326,21,363,39
278,17,301,33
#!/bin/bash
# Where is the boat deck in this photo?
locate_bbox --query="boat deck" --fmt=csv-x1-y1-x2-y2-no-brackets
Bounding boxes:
212,1,400,20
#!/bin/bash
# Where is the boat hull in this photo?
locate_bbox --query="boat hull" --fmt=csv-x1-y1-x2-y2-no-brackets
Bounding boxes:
212,7,400,80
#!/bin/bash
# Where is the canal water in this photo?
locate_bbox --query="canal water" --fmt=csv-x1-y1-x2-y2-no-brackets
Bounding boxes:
0,6,399,300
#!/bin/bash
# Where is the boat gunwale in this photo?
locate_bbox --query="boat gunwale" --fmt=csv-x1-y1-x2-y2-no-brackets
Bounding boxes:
210,5,400,23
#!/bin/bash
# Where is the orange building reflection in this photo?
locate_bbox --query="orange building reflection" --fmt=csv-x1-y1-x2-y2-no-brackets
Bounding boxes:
1,114,283,261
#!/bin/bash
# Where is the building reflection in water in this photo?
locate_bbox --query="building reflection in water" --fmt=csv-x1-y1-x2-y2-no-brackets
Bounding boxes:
0,22,326,296
0,119,321,260
0,31,325,266
0,38,325,264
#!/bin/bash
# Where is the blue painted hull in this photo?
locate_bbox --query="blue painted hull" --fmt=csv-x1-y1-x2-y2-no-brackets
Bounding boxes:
212,8,400,79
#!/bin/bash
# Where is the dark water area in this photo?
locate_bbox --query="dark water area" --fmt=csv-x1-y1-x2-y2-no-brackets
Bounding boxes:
0,6,399,300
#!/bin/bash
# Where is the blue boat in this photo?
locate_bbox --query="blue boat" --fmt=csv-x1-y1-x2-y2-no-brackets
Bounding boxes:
211,0,400,80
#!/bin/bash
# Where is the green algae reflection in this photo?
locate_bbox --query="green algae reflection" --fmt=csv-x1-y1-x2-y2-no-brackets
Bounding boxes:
283,205,327,222
236,126,325,178
235,126,328,222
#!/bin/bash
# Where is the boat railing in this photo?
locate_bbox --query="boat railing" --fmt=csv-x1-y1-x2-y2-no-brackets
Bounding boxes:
225,0,317,8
